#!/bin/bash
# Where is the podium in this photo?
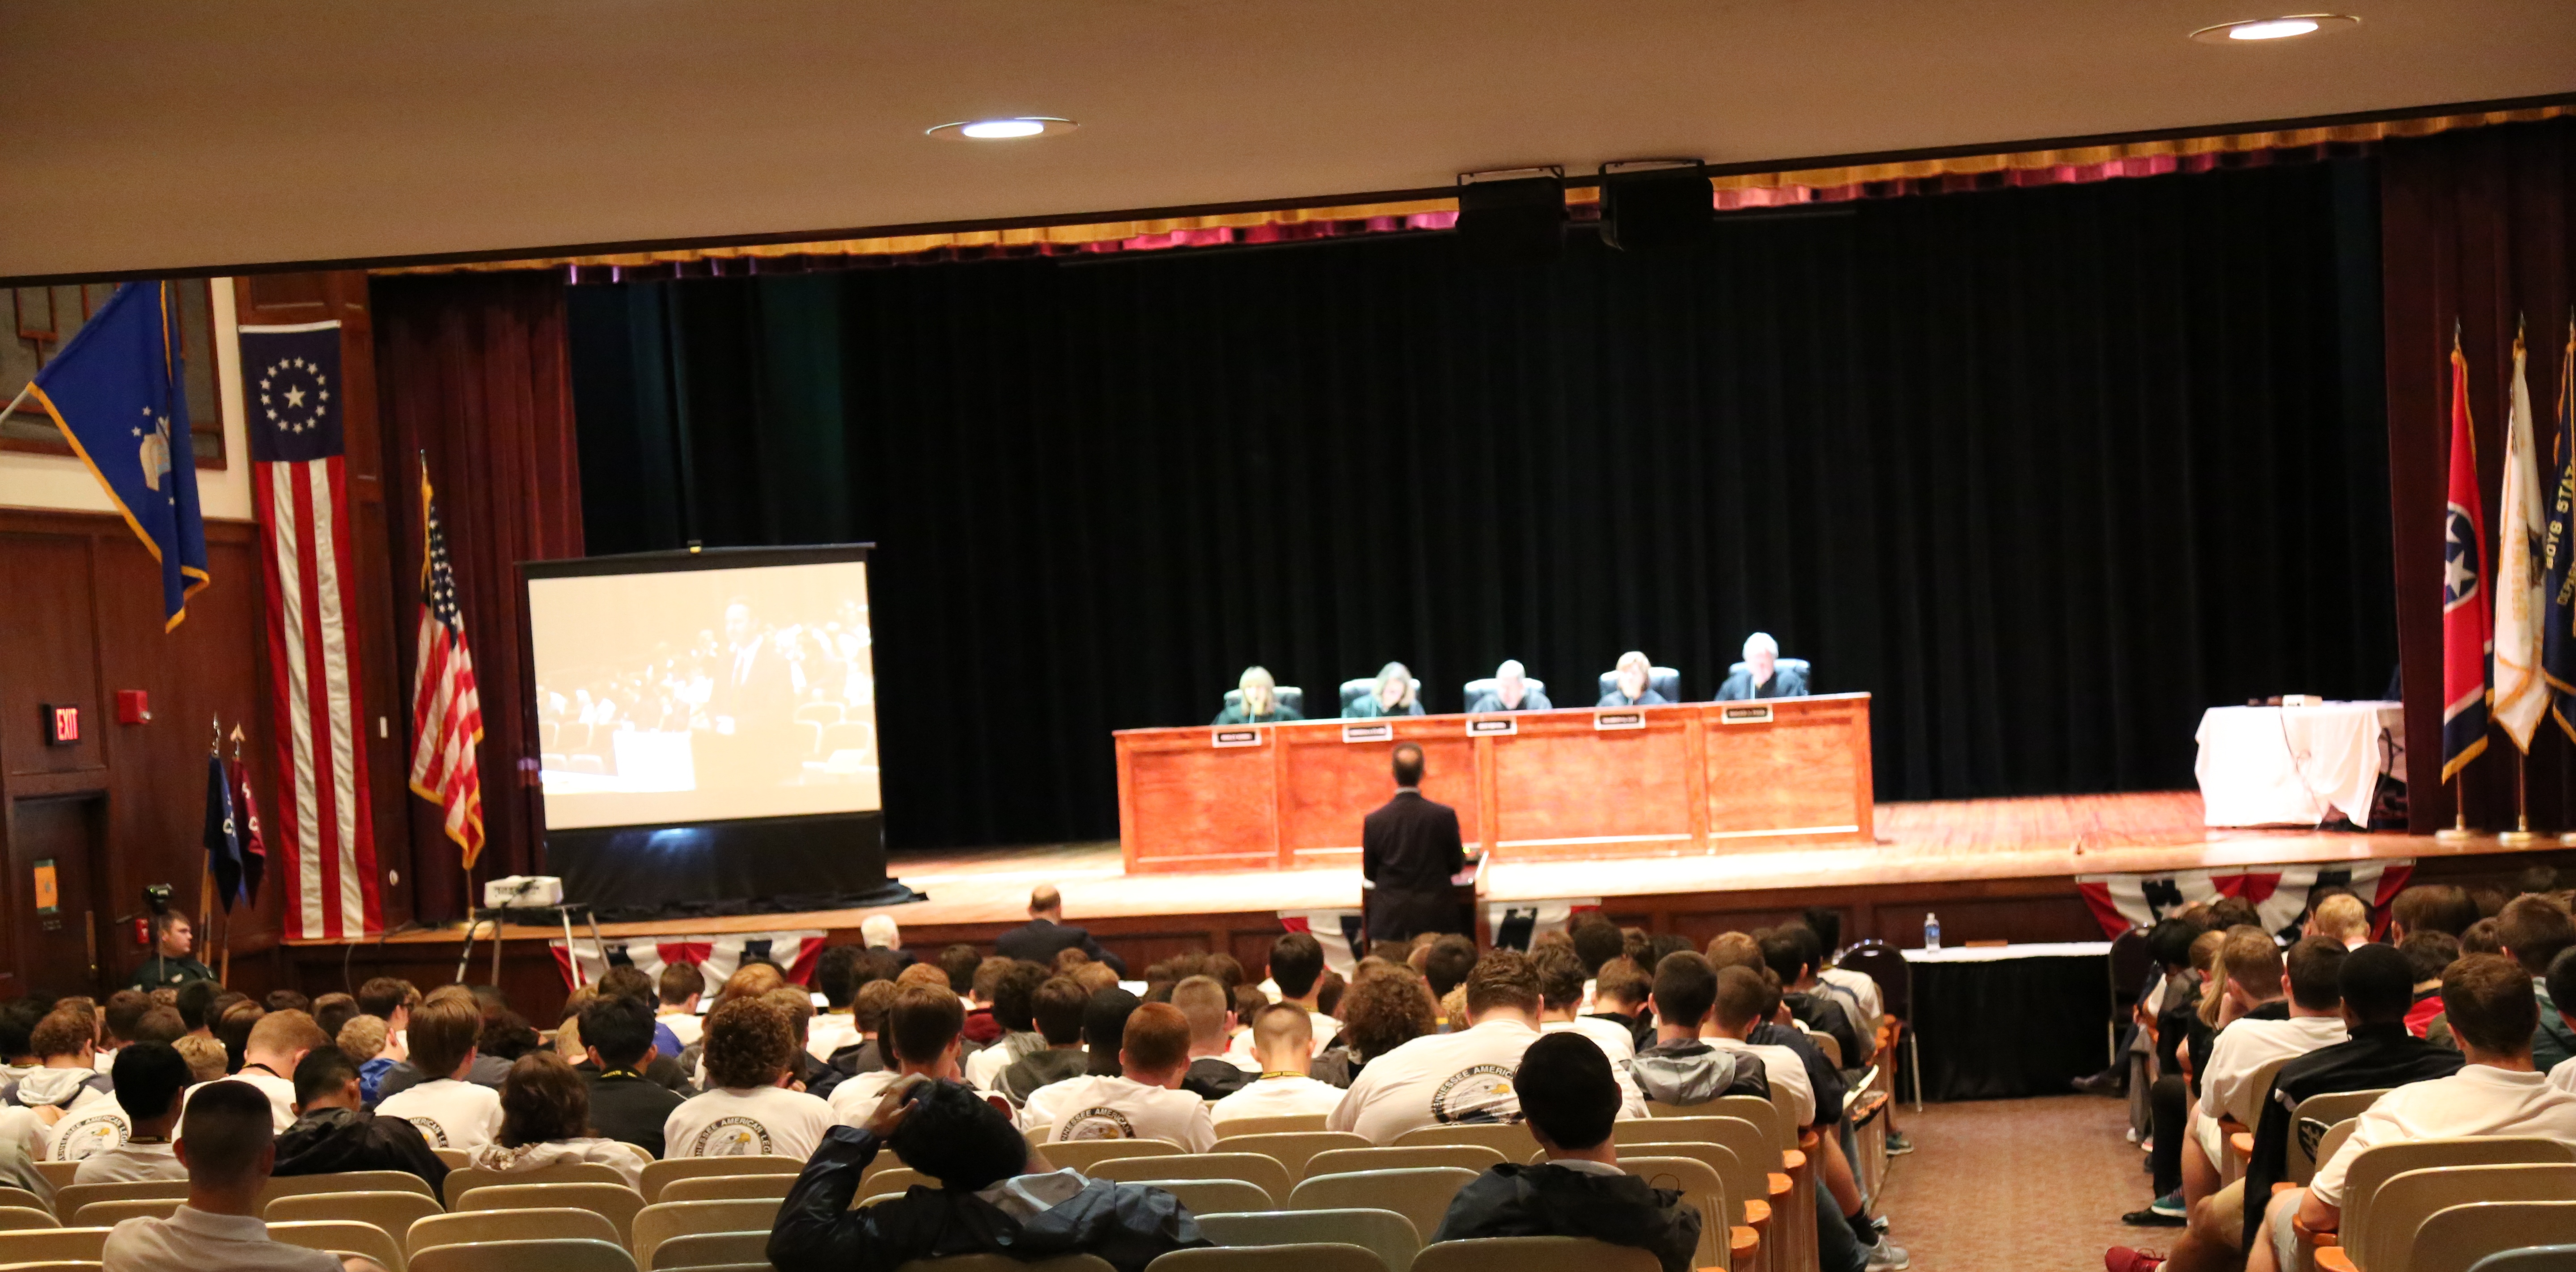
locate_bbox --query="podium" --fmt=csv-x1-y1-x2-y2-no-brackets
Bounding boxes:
1114,694,1874,874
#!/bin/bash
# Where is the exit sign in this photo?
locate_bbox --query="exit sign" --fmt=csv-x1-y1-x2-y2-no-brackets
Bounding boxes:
41,704,78,746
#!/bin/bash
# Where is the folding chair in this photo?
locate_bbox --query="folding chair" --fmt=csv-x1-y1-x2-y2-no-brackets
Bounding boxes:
2359,1164,2576,1272
1703,1097,1792,1154
1091,1154,1294,1201
1831,942,1918,1111
407,1207,623,1259
1030,1140,1186,1173
860,1167,936,1201
456,1182,648,1247
2285,1090,2387,1186
1194,1208,1421,1272
51,1180,187,1217
2469,1245,2576,1272
1621,1155,1737,1269
67,1198,182,1227
0,1205,62,1230
1288,1168,1479,1246
1144,1242,1387,1272
657,1174,798,1203
1208,1115,1329,1137
649,1230,771,1270
2334,1137,2576,1270
268,1189,447,1237
0,1187,52,1215
638,1157,808,1204
0,1261,99,1272
264,1170,441,1204
267,1218,410,1272
1121,1179,1273,1214
410,1238,640,1272
1208,1133,1370,1180
1410,1236,1659,1272
890,1256,1116,1272
0,1228,112,1265
1620,1142,1758,1225
2411,1201,2576,1272
1302,1147,1502,1179
433,1149,471,1170
443,1162,633,1208
630,1199,782,1270
1389,1124,1538,1159
32,1162,78,1189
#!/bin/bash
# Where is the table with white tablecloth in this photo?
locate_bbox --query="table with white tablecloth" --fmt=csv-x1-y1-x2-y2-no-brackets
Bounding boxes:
2194,702,2405,828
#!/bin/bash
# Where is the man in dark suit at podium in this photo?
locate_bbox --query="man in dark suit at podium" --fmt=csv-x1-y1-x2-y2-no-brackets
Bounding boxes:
1715,632,1809,701
1363,743,1467,941
996,885,1130,977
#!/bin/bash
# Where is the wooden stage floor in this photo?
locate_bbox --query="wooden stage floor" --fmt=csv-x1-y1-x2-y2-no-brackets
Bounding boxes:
379,790,2566,945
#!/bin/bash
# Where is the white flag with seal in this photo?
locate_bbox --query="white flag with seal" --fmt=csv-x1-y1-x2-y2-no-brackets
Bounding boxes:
2496,325,2547,749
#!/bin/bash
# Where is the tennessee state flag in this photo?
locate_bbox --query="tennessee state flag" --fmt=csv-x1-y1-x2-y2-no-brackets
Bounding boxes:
2443,329,2492,782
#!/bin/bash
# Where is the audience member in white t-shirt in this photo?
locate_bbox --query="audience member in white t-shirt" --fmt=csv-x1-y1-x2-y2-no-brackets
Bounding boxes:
832,985,970,1123
467,1051,644,1188
656,964,706,1049
1330,948,1550,1144
1213,1002,1344,1127
2184,937,2351,1219
227,1010,329,1133
99,1079,386,1272
1228,931,1342,1064
2548,947,2576,1096
1022,1002,1216,1151
72,1041,190,1183
1530,943,1649,1118
805,947,866,1063
1699,966,1815,1125
664,993,836,1160
2250,954,2576,1272
373,994,504,1152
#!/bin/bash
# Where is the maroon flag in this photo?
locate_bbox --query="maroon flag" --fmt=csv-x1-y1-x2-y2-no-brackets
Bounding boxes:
407,455,485,867
231,756,266,904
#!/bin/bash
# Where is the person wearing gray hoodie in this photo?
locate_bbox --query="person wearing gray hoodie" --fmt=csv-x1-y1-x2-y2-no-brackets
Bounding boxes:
2,1006,115,1122
1630,952,1768,1106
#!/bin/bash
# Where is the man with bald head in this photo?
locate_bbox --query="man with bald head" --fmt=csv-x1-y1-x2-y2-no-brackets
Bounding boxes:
996,885,1128,977
1467,660,1551,713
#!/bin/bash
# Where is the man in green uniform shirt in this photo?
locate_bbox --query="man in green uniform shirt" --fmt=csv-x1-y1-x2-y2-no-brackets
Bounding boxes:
130,912,216,990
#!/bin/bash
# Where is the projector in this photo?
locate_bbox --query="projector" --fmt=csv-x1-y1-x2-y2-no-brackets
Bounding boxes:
483,875,565,909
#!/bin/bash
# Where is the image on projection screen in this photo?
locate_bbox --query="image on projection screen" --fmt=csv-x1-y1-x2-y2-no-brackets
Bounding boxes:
527,559,878,830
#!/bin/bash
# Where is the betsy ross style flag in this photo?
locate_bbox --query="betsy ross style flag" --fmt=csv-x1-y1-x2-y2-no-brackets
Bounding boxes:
2547,315,2576,740
14,282,208,628
2495,323,2548,750
243,320,381,940
409,455,486,869
2443,330,2493,782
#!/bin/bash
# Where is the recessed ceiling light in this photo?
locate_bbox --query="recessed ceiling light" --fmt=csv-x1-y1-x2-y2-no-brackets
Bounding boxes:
927,117,1078,141
2189,13,2358,42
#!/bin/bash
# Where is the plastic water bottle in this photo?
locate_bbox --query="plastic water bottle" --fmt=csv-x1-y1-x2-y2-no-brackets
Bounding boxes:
1923,912,1942,951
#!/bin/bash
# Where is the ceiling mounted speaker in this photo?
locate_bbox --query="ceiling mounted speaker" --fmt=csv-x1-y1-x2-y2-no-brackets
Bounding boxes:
1454,168,1567,265
1598,161,1712,253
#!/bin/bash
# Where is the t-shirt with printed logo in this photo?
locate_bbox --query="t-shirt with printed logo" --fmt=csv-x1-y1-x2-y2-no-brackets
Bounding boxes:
661,1085,836,1161
374,1078,505,1152
1020,1075,1216,1152
48,1094,132,1162
1327,1018,1544,1144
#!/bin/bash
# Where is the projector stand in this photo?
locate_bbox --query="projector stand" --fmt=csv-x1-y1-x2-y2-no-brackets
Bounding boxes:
454,902,606,989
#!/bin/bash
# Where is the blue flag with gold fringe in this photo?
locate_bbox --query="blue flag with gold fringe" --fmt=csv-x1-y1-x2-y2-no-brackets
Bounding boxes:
19,282,209,629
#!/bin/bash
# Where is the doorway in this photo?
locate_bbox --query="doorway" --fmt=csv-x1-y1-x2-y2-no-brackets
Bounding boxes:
8,794,107,1000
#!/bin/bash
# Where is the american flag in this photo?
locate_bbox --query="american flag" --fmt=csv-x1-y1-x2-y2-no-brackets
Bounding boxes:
409,454,486,867
242,321,380,940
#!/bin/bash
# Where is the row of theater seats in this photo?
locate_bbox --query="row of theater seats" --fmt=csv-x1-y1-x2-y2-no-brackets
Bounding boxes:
0,1100,1867,1272
2198,1085,2576,1272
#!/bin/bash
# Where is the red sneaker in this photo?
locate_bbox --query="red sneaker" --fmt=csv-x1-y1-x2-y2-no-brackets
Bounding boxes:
2105,1248,2167,1272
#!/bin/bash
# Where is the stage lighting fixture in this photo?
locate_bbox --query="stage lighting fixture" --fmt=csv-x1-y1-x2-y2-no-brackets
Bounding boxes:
2187,14,2357,42
926,117,1079,140
1597,160,1712,253
1454,167,1567,265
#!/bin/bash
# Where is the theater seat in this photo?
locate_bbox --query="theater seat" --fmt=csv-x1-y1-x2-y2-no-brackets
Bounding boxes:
1460,677,1546,709
1595,668,1682,703
1338,678,1423,715
1221,688,1306,718
1726,659,1810,680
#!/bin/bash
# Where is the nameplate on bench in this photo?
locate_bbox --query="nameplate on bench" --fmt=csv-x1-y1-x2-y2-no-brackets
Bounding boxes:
1210,728,1264,748
1341,723,1394,743
1465,716,1519,736
1593,711,1646,731
1720,705,1775,724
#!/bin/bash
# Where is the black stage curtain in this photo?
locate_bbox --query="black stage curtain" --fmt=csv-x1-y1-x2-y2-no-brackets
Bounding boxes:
2380,118,2576,834
568,161,2395,850
1911,954,2113,1101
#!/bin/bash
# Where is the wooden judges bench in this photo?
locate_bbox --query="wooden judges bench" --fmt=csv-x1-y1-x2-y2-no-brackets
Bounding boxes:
1114,693,1875,873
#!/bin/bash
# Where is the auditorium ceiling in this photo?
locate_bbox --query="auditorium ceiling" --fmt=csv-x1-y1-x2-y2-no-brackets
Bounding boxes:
4,0,2571,279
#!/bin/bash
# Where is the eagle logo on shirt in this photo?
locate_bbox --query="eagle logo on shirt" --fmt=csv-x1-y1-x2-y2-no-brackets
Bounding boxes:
691,1117,775,1156
403,1117,450,1147
1431,1065,1520,1124
1055,1108,1138,1141
52,1111,128,1160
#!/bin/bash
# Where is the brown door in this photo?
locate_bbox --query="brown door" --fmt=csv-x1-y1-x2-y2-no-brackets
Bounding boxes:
8,795,107,1000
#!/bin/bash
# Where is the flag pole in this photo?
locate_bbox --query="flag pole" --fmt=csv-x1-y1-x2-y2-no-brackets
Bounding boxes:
2438,773,2475,841
2503,752,2536,845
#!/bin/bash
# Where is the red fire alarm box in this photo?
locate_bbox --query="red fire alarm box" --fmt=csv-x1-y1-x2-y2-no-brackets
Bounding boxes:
116,690,150,724
40,704,78,746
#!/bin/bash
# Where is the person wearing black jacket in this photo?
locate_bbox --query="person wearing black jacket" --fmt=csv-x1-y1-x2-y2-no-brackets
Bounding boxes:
770,1078,1208,1272
271,1046,447,1192
996,887,1130,978
573,995,686,1158
1432,1033,1702,1272
1361,744,1467,941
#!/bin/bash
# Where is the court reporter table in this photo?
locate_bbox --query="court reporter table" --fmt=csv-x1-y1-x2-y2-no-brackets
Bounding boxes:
1113,693,1873,873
